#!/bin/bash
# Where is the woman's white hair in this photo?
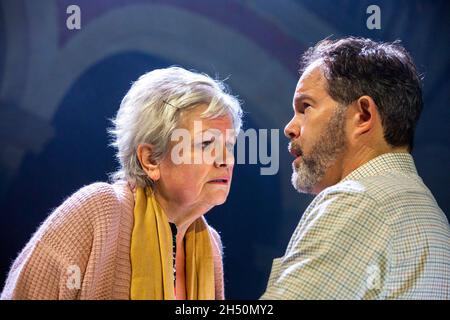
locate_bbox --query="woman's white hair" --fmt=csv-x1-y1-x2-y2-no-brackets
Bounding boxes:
108,66,243,188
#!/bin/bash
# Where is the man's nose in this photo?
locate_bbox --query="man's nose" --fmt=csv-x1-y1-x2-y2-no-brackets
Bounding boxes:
284,117,300,139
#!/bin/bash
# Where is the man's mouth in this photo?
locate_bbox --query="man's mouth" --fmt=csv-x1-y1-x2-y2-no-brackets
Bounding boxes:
288,143,303,158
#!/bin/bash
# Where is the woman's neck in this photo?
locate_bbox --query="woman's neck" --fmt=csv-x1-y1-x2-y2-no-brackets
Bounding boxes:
153,191,212,237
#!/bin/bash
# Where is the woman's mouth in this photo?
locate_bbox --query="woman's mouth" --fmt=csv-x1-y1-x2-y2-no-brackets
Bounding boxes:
207,178,230,184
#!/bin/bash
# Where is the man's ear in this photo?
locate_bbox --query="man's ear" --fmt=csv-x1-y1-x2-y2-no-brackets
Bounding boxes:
136,143,161,181
350,95,379,138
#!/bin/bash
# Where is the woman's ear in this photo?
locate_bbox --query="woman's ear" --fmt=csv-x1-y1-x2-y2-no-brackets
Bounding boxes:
136,143,161,181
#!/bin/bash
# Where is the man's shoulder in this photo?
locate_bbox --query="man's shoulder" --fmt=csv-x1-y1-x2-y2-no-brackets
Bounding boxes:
311,181,381,220
317,179,379,209
326,168,430,208
315,169,446,232
304,171,421,229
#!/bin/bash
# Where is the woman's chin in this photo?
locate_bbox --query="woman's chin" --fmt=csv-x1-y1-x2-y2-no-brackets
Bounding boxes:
208,192,229,207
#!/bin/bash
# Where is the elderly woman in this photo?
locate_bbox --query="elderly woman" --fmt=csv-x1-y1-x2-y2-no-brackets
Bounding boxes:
1,67,242,300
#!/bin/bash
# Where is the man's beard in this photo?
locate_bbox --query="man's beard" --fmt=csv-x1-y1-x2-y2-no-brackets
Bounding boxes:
290,105,347,194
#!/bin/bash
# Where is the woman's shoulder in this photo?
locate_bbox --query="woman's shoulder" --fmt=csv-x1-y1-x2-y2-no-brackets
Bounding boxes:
70,180,130,203
71,180,134,207
56,181,125,215
0,181,135,299
207,225,223,255
38,181,134,242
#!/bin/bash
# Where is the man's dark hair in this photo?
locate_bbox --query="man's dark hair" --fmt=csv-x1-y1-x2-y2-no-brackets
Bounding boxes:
300,37,423,151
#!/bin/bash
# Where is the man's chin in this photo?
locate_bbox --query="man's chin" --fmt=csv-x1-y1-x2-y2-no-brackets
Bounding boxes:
291,169,320,195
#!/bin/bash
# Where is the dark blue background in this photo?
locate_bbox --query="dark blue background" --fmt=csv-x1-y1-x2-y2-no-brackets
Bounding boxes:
0,0,449,299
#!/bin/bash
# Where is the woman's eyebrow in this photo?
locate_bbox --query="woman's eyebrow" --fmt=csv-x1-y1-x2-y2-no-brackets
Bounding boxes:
192,129,221,140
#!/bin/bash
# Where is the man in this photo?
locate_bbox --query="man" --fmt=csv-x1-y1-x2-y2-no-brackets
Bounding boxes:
261,37,450,299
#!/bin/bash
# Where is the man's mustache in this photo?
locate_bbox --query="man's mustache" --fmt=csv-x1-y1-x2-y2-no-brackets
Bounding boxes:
288,142,303,157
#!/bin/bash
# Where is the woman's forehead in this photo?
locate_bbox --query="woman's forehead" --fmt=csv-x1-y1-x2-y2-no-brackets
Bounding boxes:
179,105,234,132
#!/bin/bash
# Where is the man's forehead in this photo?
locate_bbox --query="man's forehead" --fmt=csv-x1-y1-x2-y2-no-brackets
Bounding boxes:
296,63,326,93
296,59,325,90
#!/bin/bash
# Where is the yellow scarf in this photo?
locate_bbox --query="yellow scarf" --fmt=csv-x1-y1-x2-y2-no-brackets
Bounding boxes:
130,187,215,300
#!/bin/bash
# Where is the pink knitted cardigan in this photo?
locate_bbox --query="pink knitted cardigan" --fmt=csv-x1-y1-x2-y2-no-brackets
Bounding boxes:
0,180,225,300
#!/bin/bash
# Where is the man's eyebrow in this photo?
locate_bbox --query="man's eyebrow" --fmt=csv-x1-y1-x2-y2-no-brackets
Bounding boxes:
294,93,316,104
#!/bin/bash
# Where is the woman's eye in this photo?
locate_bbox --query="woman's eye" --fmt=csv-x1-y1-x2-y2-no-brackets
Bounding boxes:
226,143,235,151
201,140,214,149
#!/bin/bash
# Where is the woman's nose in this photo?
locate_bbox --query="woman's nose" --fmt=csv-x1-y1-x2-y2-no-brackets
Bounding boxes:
214,145,234,168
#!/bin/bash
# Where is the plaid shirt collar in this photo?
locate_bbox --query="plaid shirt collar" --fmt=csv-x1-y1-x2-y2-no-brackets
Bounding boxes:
341,152,418,183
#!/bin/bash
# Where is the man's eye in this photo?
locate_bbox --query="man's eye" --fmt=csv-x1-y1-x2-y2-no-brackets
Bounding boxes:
296,103,311,114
